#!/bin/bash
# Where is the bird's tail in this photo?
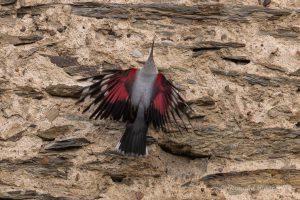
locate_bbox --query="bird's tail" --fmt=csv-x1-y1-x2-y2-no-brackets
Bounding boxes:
116,120,148,156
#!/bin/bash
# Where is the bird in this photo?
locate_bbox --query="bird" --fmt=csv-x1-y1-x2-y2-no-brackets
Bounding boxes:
77,39,191,156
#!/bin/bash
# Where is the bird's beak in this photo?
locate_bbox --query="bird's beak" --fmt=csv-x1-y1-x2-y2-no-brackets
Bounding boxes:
149,36,155,59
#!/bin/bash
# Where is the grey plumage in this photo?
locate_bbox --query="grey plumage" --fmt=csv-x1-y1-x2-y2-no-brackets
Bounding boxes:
117,39,158,156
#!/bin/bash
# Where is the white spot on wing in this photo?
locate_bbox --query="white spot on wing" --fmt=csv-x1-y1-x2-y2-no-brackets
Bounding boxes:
104,74,113,79
82,87,90,94
115,142,121,150
85,95,91,102
101,78,110,85
101,84,107,92
172,89,178,97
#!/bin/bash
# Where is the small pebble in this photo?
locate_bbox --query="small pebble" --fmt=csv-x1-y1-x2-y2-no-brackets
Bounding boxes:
57,26,67,33
263,0,271,6
48,30,56,36
20,26,26,32
132,48,143,58
135,191,144,200
186,79,197,84
225,85,234,94
45,107,59,122
259,0,271,7
207,89,214,96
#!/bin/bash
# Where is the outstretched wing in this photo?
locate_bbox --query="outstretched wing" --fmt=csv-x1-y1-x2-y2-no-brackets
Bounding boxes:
77,68,138,122
146,73,191,131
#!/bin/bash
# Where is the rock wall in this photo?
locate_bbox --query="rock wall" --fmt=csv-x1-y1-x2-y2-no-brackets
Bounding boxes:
0,0,299,199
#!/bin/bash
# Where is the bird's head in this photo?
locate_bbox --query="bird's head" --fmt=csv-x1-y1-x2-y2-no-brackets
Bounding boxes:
142,37,158,74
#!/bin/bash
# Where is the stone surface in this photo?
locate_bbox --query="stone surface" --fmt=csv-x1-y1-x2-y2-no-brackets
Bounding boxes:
132,48,143,58
0,190,72,200
37,125,74,141
0,0,16,5
221,56,251,65
13,86,44,100
45,84,83,98
43,138,91,151
0,0,300,199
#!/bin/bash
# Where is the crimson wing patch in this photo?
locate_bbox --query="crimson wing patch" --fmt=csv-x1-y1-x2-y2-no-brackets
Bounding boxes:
77,68,138,122
146,73,192,131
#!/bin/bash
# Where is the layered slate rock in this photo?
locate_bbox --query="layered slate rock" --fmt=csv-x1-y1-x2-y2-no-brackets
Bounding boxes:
37,125,74,141
159,128,300,160
1,0,300,199
202,169,300,188
45,84,83,98
13,86,44,100
0,190,71,200
71,3,297,22
0,155,74,179
43,138,91,151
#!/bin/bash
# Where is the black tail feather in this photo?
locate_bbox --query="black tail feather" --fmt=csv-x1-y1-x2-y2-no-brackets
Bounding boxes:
117,122,148,156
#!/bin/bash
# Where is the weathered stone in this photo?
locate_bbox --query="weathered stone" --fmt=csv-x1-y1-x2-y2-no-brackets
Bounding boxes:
259,62,287,73
290,68,300,76
56,25,67,33
17,4,50,18
0,122,27,141
224,85,234,94
192,42,246,57
20,26,26,32
45,84,83,98
267,105,293,118
211,68,300,88
243,74,277,86
187,111,205,119
47,55,79,68
44,138,91,151
0,33,43,46
80,150,165,178
135,191,144,200
186,79,197,84
71,3,297,23
0,9,15,17
45,107,59,122
160,141,210,159
188,96,215,106
0,155,74,179
221,56,250,65
46,55,118,77
263,0,272,7
63,62,119,77
159,128,300,160
14,35,43,46
0,190,71,200
0,0,16,5
202,169,300,188
63,65,100,77
37,125,74,141
210,68,240,77
260,27,300,39
13,86,43,100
